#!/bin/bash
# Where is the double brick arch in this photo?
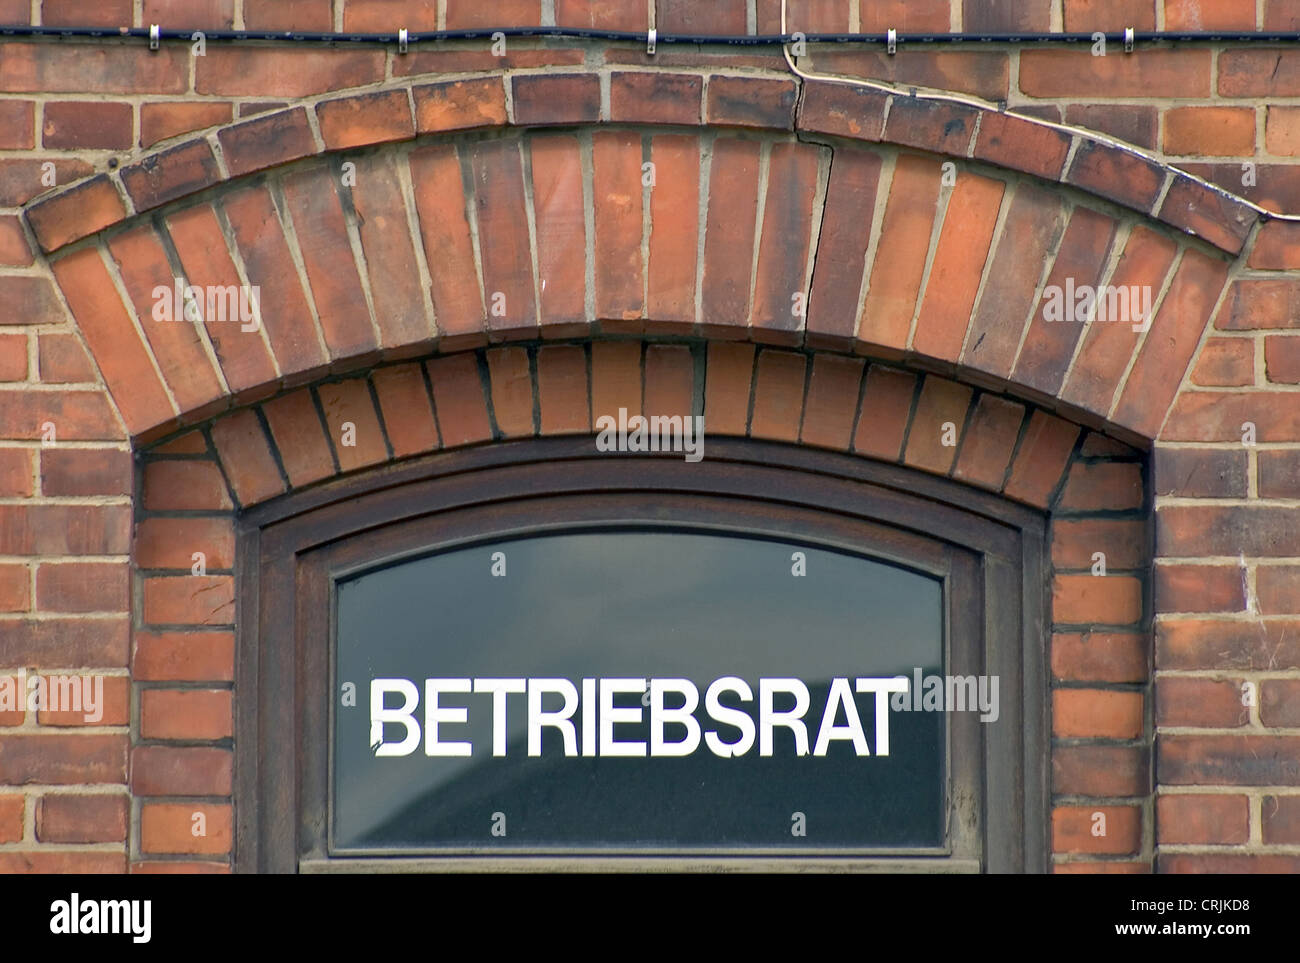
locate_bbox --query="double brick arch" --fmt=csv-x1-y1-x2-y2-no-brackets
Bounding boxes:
16,61,1291,873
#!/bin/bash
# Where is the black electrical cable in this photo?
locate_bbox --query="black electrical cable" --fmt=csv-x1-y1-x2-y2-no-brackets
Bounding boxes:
0,24,1298,46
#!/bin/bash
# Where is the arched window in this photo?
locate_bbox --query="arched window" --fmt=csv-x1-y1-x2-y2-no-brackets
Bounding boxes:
236,436,1048,872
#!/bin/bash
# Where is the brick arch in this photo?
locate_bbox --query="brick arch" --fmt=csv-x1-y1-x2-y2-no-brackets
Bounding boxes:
132,335,1152,870
33,110,1235,450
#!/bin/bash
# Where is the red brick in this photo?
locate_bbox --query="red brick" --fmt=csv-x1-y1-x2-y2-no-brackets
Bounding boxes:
1064,104,1159,150
0,795,21,842
133,630,235,683
318,379,388,472
0,563,29,613
371,364,439,457
132,745,231,796
262,389,334,488
0,100,32,149
1250,221,1300,270
142,0,233,28
704,342,755,436
706,76,798,130
135,517,235,571
511,74,600,126
1157,617,1300,670
750,351,806,443
1163,392,1300,443
1154,562,1245,614
1159,734,1300,786
0,734,126,785
656,0,746,32
528,135,587,330
974,111,1071,182
1052,805,1141,855
42,100,132,150
0,215,33,267
1054,689,1143,739
610,72,701,126
797,80,888,141
1054,574,1143,625
1059,462,1143,511
141,689,232,741
165,203,280,397
1158,677,1249,728
1261,680,1300,727
884,98,980,157
0,157,92,209
0,617,129,669
556,0,648,29
643,345,694,418
1003,411,1080,508
903,376,972,476
486,347,534,438
131,861,231,874
414,78,508,134
0,335,25,382
1052,633,1147,683
209,408,285,505
648,135,701,325
36,562,129,613
427,354,492,447
197,46,384,97
444,0,540,27
752,142,821,339
52,248,177,436
143,460,233,511
471,140,537,338
701,140,762,334
317,89,413,150
859,155,942,355
1257,566,1300,615
222,184,328,380
852,365,916,461
348,153,433,352
811,49,1010,101
141,803,232,855
1053,744,1149,797
35,674,128,726
1265,336,1300,383
281,166,376,360
1061,227,1178,416
953,395,1025,490
1157,793,1248,846
1163,106,1255,157
216,107,317,178
0,42,188,93
0,276,62,328
343,0,439,30
1054,517,1146,573
536,345,588,435
1022,48,1211,98
121,140,221,213
107,224,227,415
0,389,123,442
409,145,484,341
1263,794,1300,844
800,355,864,451
34,790,124,842
592,131,644,326
1063,0,1158,30
755,0,851,31
1166,0,1255,27
0,852,125,873
1022,220,1119,395
963,183,1066,379
26,176,127,253
807,149,883,349
143,575,235,626
244,0,332,30
591,342,642,423
0,448,31,496
1192,337,1254,386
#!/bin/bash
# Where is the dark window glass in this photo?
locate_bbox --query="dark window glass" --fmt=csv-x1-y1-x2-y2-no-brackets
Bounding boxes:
333,528,945,852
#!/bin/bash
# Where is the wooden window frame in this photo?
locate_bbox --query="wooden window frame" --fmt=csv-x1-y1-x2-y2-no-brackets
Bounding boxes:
234,436,1049,873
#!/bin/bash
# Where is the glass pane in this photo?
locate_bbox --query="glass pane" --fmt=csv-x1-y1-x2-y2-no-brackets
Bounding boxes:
333,528,945,852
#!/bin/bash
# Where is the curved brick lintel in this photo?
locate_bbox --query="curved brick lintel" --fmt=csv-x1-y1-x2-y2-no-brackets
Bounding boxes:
40,128,1230,448
24,69,1261,257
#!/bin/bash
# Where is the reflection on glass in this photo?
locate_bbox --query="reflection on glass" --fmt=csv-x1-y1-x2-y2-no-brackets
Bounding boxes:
334,529,945,851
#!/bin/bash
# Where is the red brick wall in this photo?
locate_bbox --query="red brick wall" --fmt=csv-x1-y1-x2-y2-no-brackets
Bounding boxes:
1,0,1298,873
